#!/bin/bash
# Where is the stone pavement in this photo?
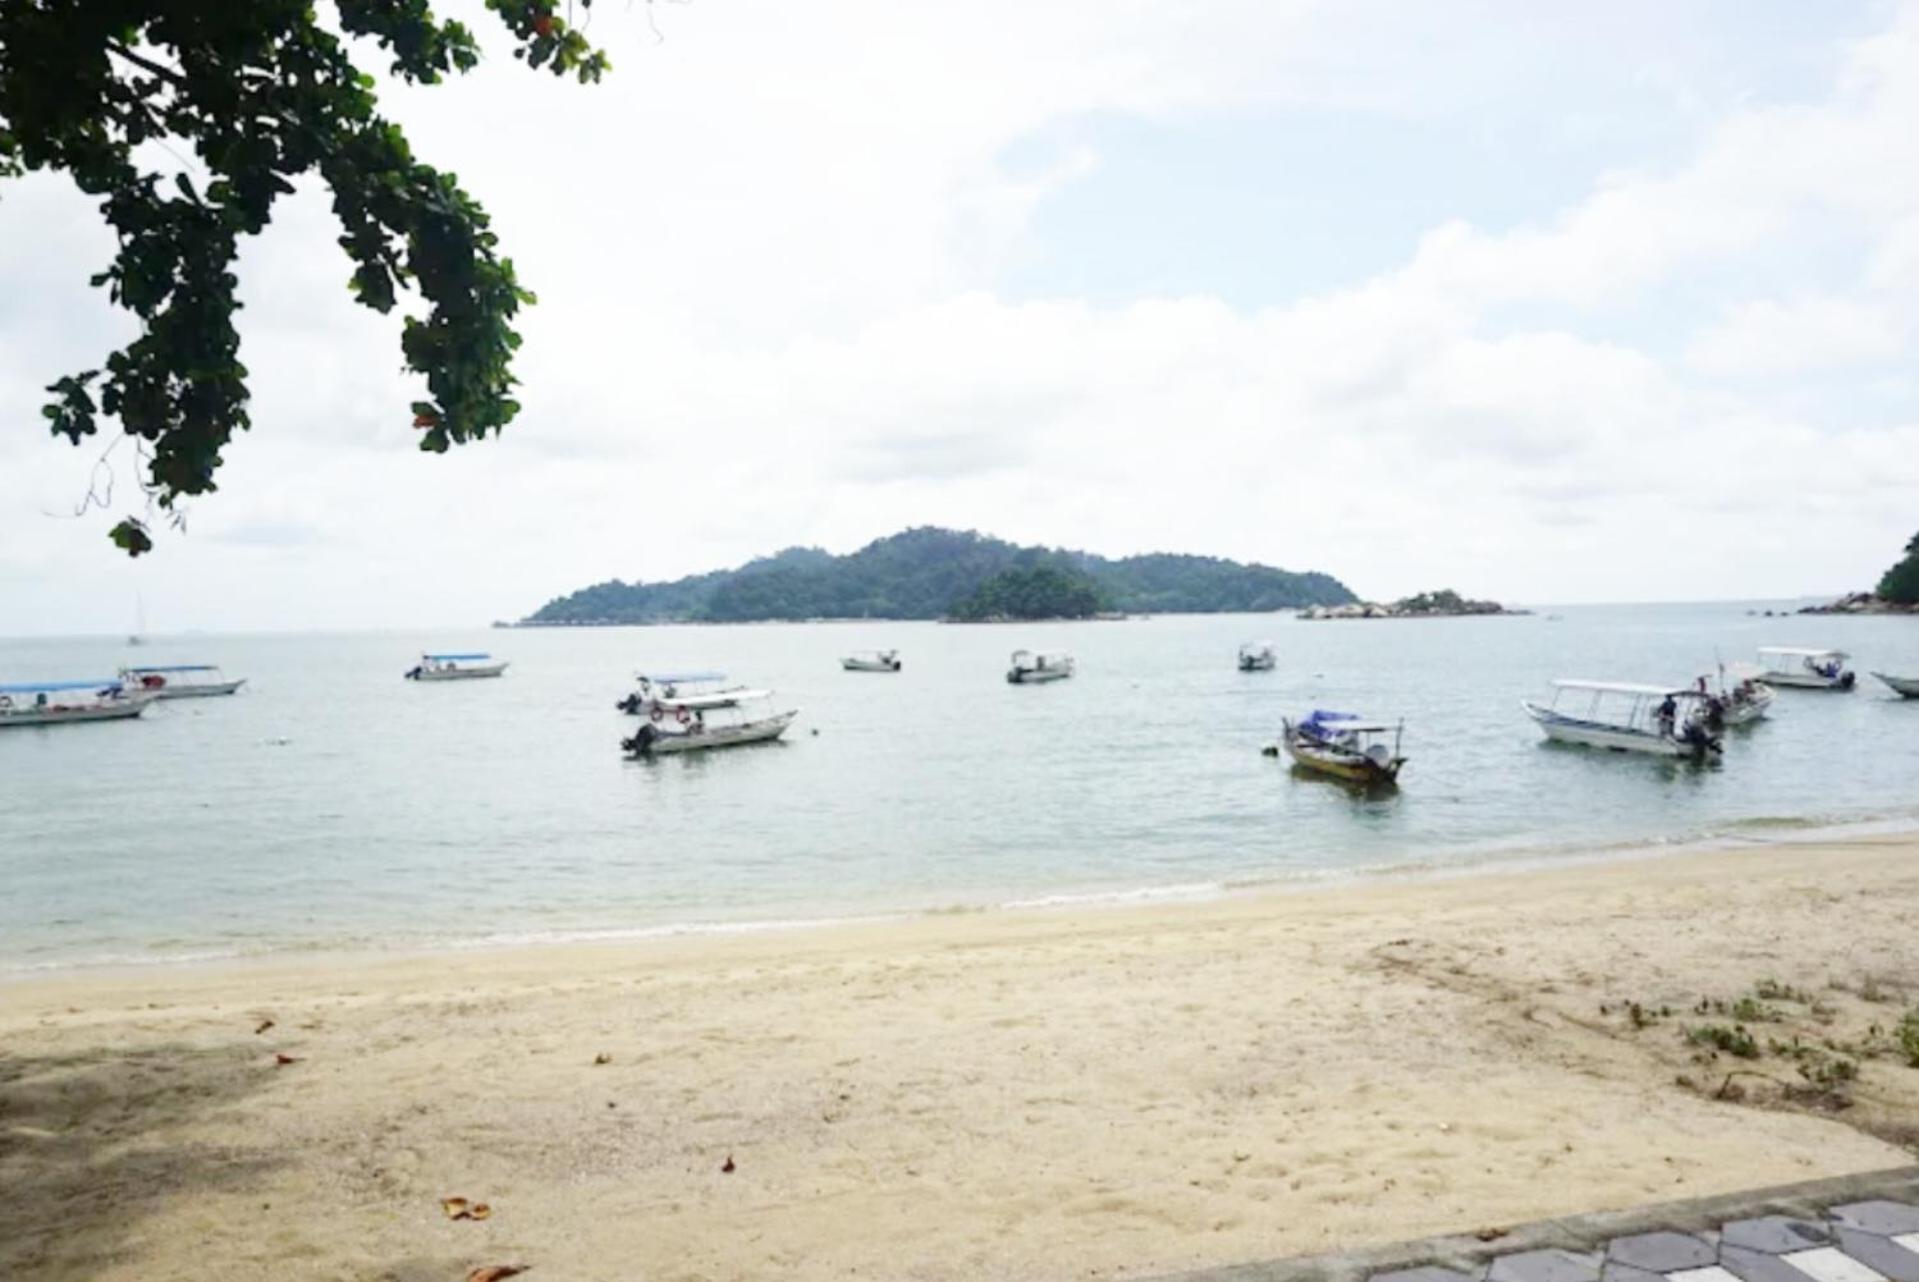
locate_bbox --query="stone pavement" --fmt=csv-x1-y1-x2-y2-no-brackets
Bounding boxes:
1156,1167,1919,1282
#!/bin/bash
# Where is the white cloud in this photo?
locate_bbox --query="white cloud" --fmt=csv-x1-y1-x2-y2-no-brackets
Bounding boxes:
3,2,1919,631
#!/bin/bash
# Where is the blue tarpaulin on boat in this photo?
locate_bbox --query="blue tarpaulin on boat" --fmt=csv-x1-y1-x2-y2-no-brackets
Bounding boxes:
1305,710,1359,724
0,680,123,693
422,653,491,661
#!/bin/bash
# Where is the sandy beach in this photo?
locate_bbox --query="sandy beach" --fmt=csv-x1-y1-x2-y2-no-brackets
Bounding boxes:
5,836,1919,1282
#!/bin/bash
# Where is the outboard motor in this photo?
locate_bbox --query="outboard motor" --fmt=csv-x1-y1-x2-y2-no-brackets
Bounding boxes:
404,665,422,681
616,693,640,714
621,723,658,756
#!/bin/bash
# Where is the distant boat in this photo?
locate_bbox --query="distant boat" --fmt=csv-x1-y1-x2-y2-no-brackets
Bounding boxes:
128,592,147,647
0,679,152,728
617,671,758,714
1755,647,1855,691
842,649,902,672
120,664,246,698
1237,641,1277,672
621,692,799,756
1522,680,1721,759
1007,649,1073,684
1873,672,1919,698
404,652,509,681
1275,711,1405,785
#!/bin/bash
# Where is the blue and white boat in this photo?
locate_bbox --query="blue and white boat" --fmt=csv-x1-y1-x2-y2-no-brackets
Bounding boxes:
1522,680,1721,758
120,664,246,698
405,652,509,681
0,679,153,727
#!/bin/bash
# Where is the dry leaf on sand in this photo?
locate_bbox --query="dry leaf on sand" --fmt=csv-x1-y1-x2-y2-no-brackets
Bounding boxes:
469,1203,492,1221
255,1018,275,1035
466,1267,528,1282
273,1053,298,1066
441,1197,470,1220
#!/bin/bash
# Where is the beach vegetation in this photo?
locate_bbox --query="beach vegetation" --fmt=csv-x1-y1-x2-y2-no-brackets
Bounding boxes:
1686,1023,1760,1059
1897,1011,1919,1068
0,1,606,554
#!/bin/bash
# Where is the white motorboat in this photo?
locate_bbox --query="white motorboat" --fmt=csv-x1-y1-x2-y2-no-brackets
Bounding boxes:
0,679,152,728
1271,710,1405,785
1007,649,1074,684
405,652,508,681
1521,680,1722,759
617,671,761,715
1755,647,1854,690
841,649,902,672
120,664,247,698
1704,665,1775,726
1873,672,1919,698
1237,641,1277,672
621,693,799,756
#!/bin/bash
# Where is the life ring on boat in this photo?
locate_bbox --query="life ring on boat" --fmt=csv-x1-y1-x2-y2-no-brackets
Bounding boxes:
676,708,692,726
648,705,664,723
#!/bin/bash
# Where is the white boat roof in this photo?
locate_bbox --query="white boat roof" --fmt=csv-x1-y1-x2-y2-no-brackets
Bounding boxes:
1551,679,1691,697
1758,647,1848,658
1319,721,1395,732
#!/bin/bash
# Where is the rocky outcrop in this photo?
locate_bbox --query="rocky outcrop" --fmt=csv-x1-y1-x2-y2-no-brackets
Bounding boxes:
1298,589,1526,620
1797,592,1919,615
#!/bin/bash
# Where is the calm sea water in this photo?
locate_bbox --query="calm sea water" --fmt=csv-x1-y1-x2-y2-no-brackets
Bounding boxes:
3,604,1917,972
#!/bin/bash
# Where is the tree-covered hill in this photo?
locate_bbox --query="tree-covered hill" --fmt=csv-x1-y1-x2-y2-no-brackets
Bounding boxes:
517,527,1355,624
1879,532,1919,605
946,565,1107,622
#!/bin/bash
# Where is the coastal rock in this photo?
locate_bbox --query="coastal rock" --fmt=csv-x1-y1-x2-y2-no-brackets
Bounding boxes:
1298,589,1527,620
1798,592,1919,615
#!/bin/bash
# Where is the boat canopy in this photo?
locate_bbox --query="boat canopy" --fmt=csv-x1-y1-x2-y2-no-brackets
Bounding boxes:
638,670,726,683
1551,679,1696,698
1758,647,1847,659
422,652,492,661
1300,710,1393,732
123,664,219,673
653,686,771,707
0,679,124,693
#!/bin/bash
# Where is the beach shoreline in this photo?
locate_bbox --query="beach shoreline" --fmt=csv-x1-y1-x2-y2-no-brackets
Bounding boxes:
6,835,1919,1281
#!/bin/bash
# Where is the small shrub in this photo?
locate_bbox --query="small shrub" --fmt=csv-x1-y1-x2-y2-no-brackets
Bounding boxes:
1688,1024,1760,1059
1897,1011,1919,1068
1730,996,1781,1024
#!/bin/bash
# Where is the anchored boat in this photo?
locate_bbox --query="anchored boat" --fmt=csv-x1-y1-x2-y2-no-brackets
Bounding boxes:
1873,672,1919,698
617,671,760,715
1522,680,1722,758
841,649,902,672
0,679,152,728
1755,647,1854,691
621,691,799,757
1703,665,1775,725
120,664,246,698
1007,650,1074,684
405,652,508,681
1275,710,1406,785
1237,641,1277,672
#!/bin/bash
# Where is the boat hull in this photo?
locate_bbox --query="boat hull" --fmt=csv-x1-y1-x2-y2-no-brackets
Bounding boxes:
841,659,901,672
1719,685,1774,725
148,678,247,699
1280,734,1402,784
1521,700,1710,757
409,664,509,681
1874,672,1919,698
625,710,799,756
0,699,150,727
1007,668,1072,684
1761,671,1854,690
1238,656,1276,672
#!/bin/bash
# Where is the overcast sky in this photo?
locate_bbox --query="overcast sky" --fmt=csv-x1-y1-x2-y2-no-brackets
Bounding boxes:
3,0,1916,634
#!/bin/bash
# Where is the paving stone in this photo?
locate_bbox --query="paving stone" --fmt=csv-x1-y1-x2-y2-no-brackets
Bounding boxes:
1779,1246,1886,1282
1372,1268,1476,1282
1830,1207,1919,1237
1723,1219,1835,1254
1831,1229,1919,1282
1487,1250,1603,1282
1669,1268,1746,1282
1897,1238,1919,1256
1606,1232,1718,1273
1723,1246,1836,1282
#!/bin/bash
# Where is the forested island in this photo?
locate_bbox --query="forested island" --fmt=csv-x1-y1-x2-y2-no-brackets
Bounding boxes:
1800,531,1919,614
1297,588,1526,620
516,527,1354,625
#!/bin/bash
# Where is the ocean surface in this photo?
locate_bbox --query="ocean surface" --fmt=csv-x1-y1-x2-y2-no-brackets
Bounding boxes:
3,603,1917,973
